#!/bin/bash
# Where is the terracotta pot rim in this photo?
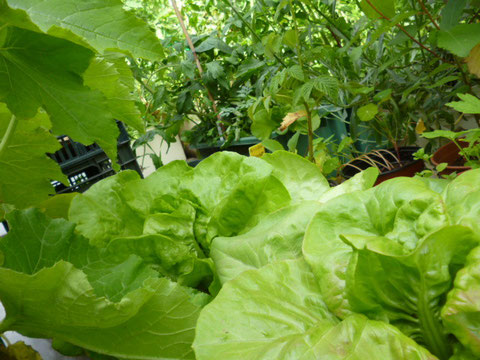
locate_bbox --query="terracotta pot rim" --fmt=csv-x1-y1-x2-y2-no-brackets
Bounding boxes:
431,141,471,171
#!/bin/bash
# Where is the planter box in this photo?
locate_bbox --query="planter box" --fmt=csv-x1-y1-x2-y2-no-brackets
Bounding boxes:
342,146,425,185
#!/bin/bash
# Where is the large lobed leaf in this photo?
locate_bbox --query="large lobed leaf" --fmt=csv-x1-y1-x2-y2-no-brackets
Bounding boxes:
0,26,120,162
0,105,67,209
0,208,209,359
3,0,164,60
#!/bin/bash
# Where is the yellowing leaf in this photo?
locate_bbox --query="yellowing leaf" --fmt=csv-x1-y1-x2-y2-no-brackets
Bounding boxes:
279,110,307,131
0,341,42,360
466,43,480,78
416,119,426,134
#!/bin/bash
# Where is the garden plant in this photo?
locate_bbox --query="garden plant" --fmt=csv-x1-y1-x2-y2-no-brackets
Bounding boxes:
0,0,479,359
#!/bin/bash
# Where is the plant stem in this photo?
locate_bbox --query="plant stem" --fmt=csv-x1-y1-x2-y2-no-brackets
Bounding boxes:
170,0,225,139
289,0,314,163
416,0,440,30
304,102,315,162
0,114,17,159
363,0,443,60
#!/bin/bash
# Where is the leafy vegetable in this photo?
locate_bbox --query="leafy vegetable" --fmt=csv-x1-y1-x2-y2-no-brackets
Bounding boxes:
193,259,436,360
442,246,480,357
0,208,209,359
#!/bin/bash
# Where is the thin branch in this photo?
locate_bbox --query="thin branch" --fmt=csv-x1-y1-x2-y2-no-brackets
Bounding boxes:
171,0,224,138
417,0,440,30
470,9,480,23
364,0,443,60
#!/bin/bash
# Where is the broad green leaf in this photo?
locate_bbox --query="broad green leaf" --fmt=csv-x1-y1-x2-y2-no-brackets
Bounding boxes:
446,94,480,114
69,170,146,247
261,139,284,152
422,129,464,141
359,0,396,19
288,64,305,81
70,153,290,249
440,0,468,31
251,108,279,140
210,202,323,284
38,193,78,219
443,169,480,233
195,37,232,54
83,54,144,132
303,178,448,318
193,259,436,360
205,61,224,79
357,103,378,121
282,29,297,48
0,27,119,163
438,24,480,57
4,0,164,60
0,209,209,359
0,105,67,209
236,58,265,78
344,225,478,359
442,246,480,357
261,151,330,202
314,76,339,100
106,234,213,289
188,153,290,244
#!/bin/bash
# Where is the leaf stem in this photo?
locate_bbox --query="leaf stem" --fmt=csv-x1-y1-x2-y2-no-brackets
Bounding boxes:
170,0,225,139
0,114,17,159
418,288,451,359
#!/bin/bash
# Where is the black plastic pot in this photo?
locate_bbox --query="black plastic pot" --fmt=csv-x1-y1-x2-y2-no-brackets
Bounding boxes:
341,146,425,185
189,136,260,159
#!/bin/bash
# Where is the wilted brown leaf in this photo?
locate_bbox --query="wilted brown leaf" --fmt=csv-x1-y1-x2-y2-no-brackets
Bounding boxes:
279,110,307,131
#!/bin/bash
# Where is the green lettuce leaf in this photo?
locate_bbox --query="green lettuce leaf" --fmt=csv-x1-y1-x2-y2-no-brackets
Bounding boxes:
184,152,291,246
318,167,379,202
70,152,291,250
442,246,480,357
193,259,436,360
443,169,480,233
211,201,323,284
303,178,448,319
261,151,330,202
343,226,478,359
0,209,209,359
